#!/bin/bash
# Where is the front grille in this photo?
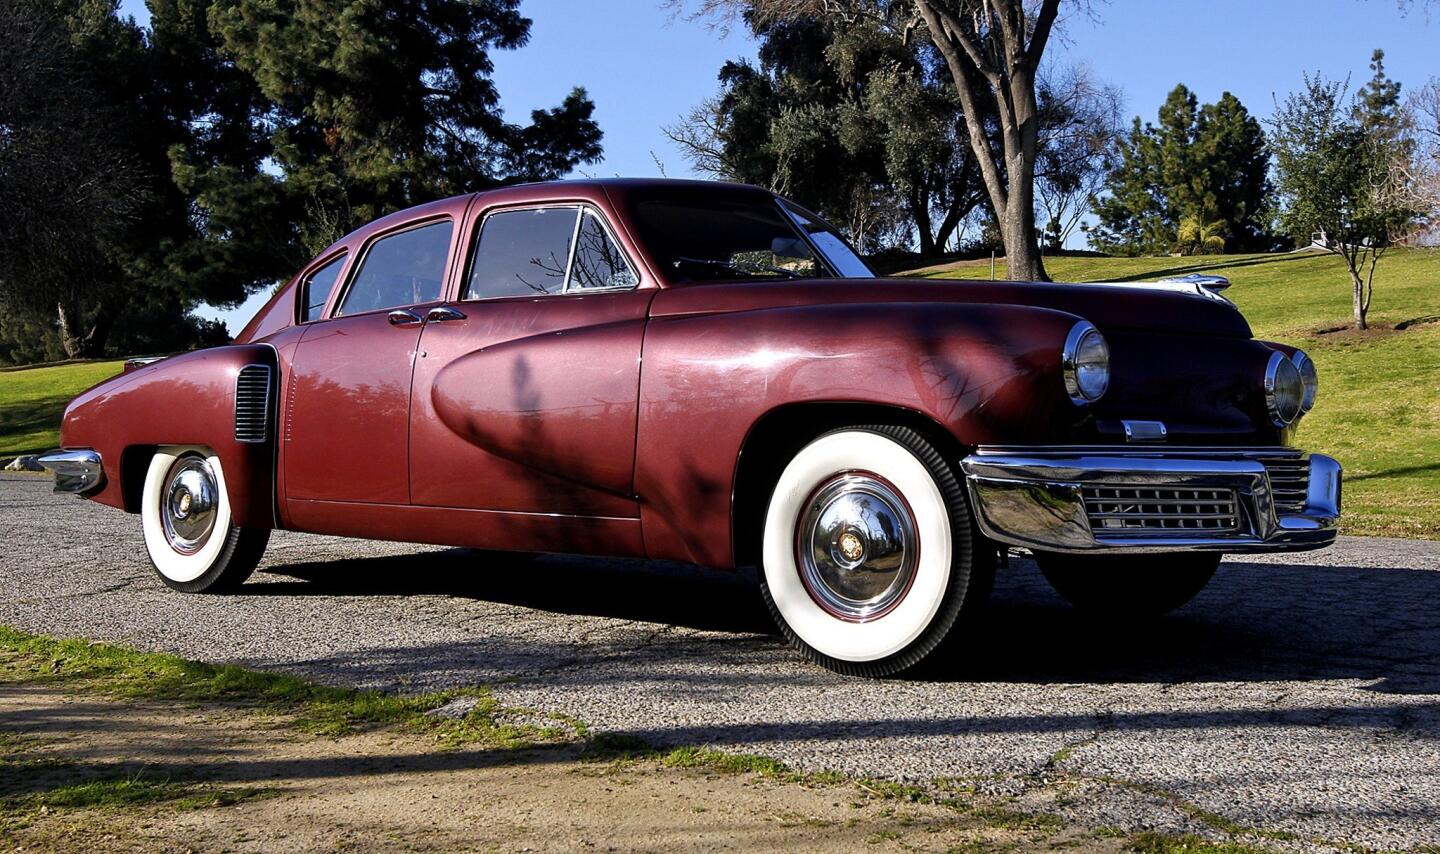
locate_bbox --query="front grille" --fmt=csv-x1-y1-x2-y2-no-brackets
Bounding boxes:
1257,454,1310,515
1084,485,1241,536
234,364,273,443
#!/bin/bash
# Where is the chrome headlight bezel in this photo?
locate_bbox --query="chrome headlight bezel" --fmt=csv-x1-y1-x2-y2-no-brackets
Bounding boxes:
1264,350,1304,427
1291,349,1318,414
1062,321,1110,405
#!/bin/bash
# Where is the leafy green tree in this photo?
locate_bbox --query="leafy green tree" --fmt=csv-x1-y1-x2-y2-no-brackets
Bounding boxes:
1089,85,1272,255
1175,212,1226,256
0,0,146,359
1270,54,1422,329
160,0,604,302
669,14,984,254
675,0,1086,281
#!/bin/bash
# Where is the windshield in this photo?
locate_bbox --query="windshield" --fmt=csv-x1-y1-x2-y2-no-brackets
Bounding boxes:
628,192,874,282
778,200,875,279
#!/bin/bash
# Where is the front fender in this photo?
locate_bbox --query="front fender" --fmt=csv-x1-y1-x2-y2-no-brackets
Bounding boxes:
59,345,278,528
633,301,1083,567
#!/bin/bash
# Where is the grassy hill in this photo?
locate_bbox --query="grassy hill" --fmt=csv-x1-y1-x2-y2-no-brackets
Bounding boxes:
2,247,1436,538
914,248,1440,538
0,361,123,460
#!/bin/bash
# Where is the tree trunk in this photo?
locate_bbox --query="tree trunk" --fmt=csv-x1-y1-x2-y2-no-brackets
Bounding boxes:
908,192,937,257
1350,269,1368,330
912,0,1053,282
55,300,115,359
56,303,84,359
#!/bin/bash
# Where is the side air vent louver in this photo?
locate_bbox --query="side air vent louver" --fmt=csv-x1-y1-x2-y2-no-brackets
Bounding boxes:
235,364,273,443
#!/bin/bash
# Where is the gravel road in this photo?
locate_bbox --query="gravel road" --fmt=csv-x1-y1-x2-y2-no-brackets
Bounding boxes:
3,471,1438,849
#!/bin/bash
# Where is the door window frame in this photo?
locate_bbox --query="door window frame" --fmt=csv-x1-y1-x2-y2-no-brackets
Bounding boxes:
295,249,351,325
460,203,640,303
328,215,457,320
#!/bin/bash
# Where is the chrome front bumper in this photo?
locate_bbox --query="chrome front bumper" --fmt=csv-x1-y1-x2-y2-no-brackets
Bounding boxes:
960,447,1341,554
36,449,105,495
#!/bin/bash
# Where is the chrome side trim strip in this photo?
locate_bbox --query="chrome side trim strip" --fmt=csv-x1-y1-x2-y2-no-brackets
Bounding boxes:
36,449,105,495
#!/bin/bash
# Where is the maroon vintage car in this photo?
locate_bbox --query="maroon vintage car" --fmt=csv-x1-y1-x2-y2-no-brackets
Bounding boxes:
40,179,1339,676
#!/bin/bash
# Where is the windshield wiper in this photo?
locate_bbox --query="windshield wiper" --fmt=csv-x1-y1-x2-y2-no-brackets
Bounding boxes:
673,256,805,279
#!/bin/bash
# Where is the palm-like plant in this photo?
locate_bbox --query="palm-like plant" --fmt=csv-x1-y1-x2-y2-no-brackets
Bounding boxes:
1175,213,1227,255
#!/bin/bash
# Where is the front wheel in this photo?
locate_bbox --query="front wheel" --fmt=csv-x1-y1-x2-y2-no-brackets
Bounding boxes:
141,446,269,593
759,426,993,677
1034,552,1221,616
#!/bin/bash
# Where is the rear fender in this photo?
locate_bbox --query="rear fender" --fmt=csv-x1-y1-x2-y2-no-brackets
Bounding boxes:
58,345,279,528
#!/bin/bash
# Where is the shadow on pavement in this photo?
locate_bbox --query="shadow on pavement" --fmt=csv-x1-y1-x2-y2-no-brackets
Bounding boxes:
247,546,1440,695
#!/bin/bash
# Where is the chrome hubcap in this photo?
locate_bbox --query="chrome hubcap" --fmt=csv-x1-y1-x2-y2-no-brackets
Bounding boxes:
161,457,218,554
796,473,918,621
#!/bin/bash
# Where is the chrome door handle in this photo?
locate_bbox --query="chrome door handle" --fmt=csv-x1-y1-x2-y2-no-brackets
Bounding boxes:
426,306,467,323
388,309,423,326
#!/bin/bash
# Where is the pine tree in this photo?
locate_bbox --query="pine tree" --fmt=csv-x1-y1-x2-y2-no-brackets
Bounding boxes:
1090,85,1272,255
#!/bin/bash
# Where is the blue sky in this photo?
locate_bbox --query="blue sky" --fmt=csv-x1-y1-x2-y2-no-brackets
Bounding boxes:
115,0,1436,331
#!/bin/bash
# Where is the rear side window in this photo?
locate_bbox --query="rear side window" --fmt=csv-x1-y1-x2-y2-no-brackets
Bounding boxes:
300,253,346,322
465,206,638,300
337,220,454,316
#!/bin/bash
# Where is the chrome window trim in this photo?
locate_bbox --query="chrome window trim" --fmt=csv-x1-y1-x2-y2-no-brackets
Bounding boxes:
298,249,349,325
331,217,455,319
461,203,641,303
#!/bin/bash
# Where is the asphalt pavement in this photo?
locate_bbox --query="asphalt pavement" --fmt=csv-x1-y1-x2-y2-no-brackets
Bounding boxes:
3,472,1438,849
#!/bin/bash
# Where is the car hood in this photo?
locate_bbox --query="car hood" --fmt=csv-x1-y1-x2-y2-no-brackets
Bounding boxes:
651,277,1252,339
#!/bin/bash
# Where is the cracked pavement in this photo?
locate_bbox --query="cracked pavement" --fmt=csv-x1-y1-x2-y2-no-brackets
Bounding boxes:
3,472,1439,849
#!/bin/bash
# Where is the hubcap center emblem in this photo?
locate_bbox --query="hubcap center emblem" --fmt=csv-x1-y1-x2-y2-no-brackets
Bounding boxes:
838,530,864,563
177,491,192,516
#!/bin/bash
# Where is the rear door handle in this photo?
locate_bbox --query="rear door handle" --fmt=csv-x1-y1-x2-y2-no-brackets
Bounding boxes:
426,306,467,323
388,309,423,326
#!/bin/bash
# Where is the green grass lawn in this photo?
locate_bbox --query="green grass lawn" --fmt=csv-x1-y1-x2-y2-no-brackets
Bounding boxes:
0,361,123,459
917,247,1440,538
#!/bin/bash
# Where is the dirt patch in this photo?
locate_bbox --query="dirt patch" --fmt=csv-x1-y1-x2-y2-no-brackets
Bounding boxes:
0,684,1118,853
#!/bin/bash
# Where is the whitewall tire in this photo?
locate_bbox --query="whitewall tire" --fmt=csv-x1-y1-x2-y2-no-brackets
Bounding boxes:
141,446,269,593
760,426,992,677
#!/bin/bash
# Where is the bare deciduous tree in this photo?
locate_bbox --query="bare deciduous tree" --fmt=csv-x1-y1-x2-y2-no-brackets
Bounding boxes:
1033,63,1123,250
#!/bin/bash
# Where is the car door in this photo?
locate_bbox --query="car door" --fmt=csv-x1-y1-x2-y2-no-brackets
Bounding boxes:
285,217,459,504
408,203,653,518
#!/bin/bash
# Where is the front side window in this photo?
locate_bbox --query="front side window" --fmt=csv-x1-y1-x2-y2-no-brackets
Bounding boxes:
336,220,453,316
570,211,640,291
465,206,638,300
300,253,346,322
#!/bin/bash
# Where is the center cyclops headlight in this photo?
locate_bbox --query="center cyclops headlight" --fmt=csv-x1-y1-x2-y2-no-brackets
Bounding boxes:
1062,321,1110,404
1264,350,1305,426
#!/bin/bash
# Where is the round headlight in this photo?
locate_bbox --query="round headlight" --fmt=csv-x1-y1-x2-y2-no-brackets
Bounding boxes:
1264,350,1304,426
1063,322,1110,404
1291,349,1318,413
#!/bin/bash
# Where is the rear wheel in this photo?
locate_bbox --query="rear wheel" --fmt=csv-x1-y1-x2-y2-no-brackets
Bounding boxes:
759,426,993,677
141,446,269,593
1034,552,1220,616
